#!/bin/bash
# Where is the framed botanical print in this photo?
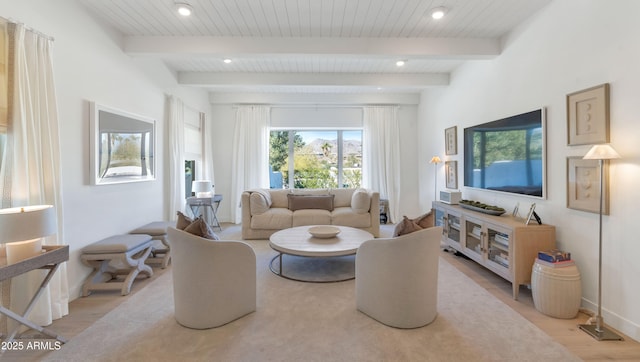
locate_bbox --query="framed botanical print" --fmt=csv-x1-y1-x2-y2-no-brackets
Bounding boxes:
445,161,458,189
567,157,609,214
445,126,457,155
567,83,609,146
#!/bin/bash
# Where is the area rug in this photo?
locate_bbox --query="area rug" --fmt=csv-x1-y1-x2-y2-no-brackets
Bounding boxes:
18,232,579,362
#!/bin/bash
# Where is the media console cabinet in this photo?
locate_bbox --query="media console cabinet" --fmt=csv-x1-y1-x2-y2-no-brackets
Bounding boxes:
433,201,556,300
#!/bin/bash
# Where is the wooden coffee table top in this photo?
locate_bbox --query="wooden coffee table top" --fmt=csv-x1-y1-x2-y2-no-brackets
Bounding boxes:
269,225,374,257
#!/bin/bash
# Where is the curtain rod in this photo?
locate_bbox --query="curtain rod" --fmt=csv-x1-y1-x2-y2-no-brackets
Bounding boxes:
231,104,402,109
0,16,55,41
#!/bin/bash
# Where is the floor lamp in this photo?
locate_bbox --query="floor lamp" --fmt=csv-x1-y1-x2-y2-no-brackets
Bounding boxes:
430,156,442,201
579,144,623,341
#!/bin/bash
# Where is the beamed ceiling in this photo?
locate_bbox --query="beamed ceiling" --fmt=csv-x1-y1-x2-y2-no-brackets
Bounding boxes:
79,0,552,94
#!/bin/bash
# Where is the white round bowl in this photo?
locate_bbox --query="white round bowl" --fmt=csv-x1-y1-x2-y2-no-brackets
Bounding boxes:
308,226,341,239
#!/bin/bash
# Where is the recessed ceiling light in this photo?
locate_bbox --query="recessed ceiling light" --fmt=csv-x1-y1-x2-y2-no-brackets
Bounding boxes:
431,7,447,20
396,60,406,67
176,2,193,17
223,58,232,64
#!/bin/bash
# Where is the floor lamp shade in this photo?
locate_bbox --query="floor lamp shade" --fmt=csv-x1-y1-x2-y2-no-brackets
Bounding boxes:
0,205,57,264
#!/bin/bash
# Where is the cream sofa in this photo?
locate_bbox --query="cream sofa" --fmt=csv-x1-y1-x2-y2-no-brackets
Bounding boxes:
241,188,380,239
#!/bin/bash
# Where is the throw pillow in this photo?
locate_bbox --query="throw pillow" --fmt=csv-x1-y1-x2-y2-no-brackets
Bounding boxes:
351,188,371,214
183,218,220,240
392,216,423,237
287,194,335,211
176,211,193,230
413,211,434,229
250,190,271,215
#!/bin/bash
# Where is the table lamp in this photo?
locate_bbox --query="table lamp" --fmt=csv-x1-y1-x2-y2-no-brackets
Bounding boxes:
0,205,56,264
192,180,213,198
579,144,623,341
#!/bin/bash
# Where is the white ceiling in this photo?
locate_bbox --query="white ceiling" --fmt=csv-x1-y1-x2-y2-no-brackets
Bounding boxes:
79,0,552,94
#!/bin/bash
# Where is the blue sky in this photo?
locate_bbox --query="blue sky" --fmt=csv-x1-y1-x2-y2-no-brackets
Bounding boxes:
297,130,362,143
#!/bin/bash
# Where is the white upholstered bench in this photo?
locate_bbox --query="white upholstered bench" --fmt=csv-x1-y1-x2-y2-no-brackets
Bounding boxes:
130,221,174,268
81,234,154,296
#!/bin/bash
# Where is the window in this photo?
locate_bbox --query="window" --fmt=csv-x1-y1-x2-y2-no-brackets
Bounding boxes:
269,130,362,189
184,108,204,198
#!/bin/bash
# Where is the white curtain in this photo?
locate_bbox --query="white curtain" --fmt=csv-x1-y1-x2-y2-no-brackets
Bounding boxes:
231,105,270,223
167,95,186,220
363,106,401,223
0,22,68,330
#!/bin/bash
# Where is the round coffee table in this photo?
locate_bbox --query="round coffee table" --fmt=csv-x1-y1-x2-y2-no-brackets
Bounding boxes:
269,225,374,282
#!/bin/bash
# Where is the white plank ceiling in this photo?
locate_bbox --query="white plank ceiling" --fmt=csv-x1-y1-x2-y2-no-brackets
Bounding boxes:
79,0,552,93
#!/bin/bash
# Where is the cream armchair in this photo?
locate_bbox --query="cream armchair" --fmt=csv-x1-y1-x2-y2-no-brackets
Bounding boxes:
355,226,442,328
167,227,256,329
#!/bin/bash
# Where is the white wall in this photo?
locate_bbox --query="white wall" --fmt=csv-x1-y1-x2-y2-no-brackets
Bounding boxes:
0,0,211,299
209,93,423,223
419,0,640,341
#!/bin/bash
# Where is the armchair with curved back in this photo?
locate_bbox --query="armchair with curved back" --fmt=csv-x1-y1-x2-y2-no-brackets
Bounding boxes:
167,227,256,329
355,226,442,328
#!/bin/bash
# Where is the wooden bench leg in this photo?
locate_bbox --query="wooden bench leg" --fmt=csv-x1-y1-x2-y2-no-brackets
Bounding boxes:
121,246,153,295
81,259,116,297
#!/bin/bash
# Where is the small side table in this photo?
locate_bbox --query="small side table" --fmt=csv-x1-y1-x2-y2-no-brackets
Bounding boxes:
187,194,223,230
0,245,69,344
531,259,581,319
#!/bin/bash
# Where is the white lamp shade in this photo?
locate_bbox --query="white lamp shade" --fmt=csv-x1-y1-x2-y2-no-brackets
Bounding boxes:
583,144,621,160
0,205,57,244
192,180,212,193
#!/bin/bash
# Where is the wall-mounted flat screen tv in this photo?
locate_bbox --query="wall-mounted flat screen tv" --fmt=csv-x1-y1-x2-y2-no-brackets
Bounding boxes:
463,108,546,198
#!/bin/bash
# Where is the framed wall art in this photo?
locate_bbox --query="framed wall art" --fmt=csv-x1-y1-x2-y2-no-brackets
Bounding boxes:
89,102,156,185
445,126,457,155
566,83,609,145
566,156,609,214
445,161,458,189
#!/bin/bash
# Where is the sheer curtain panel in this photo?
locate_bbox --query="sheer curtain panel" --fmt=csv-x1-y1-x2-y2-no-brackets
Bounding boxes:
0,22,68,331
167,95,186,220
363,106,401,223
231,105,270,223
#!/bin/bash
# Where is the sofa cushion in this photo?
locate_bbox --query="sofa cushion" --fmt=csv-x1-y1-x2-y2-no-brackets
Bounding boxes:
287,194,335,211
183,218,220,240
330,188,355,208
251,208,293,230
249,190,272,215
392,216,423,237
351,188,371,214
292,209,331,226
331,207,371,228
291,188,330,195
269,189,292,208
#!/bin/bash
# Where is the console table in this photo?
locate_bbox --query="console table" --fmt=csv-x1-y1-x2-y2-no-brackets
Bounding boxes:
187,194,222,230
0,245,69,344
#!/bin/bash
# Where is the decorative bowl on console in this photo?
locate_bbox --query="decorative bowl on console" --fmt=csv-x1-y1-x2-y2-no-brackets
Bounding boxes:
308,226,341,239
459,200,506,216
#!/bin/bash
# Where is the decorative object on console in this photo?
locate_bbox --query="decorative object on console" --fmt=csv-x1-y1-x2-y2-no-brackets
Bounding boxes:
458,199,505,216
579,143,623,341
567,83,610,146
439,190,461,205
445,161,458,189
192,180,213,198
525,203,542,225
429,156,441,201
445,126,457,155
0,205,56,264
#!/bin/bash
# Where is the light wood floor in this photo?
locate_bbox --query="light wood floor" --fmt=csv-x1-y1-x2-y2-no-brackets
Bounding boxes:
35,244,640,361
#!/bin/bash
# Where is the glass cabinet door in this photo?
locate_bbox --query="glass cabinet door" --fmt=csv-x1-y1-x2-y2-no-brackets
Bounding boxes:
486,224,511,271
463,218,484,262
445,213,461,248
